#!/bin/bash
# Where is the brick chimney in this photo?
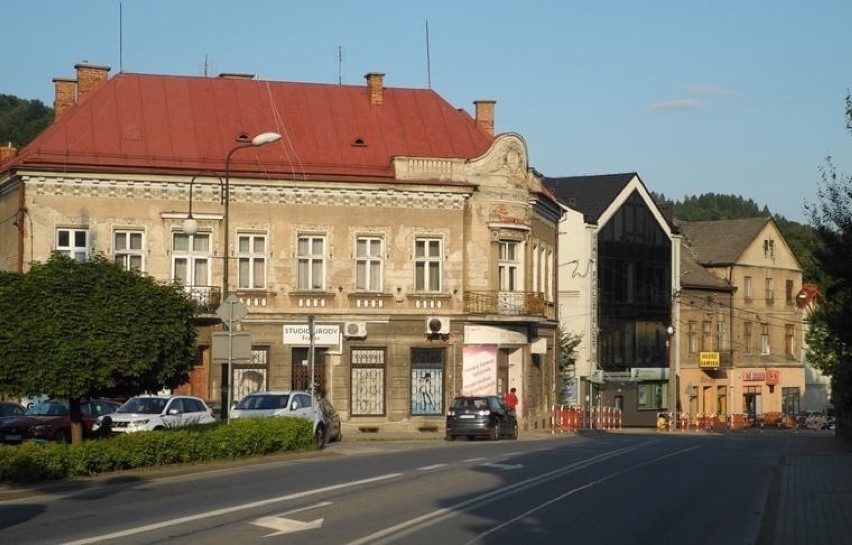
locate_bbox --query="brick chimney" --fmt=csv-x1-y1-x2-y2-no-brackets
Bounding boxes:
365,72,385,106
474,100,496,136
0,144,17,163
75,63,110,102
53,77,76,120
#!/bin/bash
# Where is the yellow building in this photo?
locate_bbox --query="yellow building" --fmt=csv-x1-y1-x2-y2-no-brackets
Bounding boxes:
677,218,806,427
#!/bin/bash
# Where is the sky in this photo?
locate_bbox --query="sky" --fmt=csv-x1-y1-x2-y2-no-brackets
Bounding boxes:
4,1,852,224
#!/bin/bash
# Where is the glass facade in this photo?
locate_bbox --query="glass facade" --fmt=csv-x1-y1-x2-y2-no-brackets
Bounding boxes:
597,190,672,372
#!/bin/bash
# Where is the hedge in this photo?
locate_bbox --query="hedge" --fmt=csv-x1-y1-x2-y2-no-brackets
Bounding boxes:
0,417,314,485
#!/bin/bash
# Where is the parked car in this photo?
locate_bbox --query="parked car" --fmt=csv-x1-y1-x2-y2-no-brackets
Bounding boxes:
230,390,342,447
0,401,25,423
445,395,518,441
0,398,121,444
94,395,216,434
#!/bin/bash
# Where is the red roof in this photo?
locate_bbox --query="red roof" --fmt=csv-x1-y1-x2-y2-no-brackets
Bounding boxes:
9,72,494,180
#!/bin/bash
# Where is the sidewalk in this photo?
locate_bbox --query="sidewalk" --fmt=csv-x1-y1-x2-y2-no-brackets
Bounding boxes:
759,431,852,545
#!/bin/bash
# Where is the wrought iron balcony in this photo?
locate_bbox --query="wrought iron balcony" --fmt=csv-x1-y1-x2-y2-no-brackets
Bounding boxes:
184,285,222,315
464,291,555,319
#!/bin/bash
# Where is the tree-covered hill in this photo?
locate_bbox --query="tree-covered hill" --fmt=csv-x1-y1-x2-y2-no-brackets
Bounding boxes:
653,191,820,282
0,94,53,148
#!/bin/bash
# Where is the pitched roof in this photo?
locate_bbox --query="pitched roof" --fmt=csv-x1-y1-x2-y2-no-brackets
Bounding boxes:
680,251,734,291
7,72,494,181
542,173,638,223
677,217,772,266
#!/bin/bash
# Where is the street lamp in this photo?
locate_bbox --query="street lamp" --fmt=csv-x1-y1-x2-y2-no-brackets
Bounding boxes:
666,325,676,430
183,131,281,420
183,132,282,299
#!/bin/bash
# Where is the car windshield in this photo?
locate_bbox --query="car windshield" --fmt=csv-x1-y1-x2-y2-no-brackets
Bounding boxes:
118,397,168,414
235,394,289,410
25,401,69,416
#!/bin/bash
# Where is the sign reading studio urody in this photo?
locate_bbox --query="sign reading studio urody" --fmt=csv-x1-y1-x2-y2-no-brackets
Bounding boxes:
282,323,340,346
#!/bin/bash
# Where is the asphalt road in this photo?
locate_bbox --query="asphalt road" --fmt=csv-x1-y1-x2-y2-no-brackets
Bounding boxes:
0,431,822,544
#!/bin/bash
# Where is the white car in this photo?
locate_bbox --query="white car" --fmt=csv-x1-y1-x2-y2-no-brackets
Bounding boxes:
95,395,215,433
230,390,341,447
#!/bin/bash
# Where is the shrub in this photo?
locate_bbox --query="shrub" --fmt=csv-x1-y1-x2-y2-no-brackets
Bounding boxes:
0,417,314,485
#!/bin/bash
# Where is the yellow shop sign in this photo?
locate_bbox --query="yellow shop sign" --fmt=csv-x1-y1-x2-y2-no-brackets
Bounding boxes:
699,352,720,368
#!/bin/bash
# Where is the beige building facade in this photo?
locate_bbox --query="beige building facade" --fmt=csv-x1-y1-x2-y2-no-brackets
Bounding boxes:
677,218,806,426
0,65,561,433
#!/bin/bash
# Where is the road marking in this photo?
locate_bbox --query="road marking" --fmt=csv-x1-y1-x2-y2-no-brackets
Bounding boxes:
418,464,447,471
252,502,330,537
462,457,487,463
60,474,401,545
346,441,662,545
467,445,701,544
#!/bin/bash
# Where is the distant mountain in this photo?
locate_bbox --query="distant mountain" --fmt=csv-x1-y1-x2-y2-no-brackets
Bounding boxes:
652,191,820,283
0,94,53,148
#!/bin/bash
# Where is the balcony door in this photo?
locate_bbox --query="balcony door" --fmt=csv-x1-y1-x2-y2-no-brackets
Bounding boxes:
498,240,523,314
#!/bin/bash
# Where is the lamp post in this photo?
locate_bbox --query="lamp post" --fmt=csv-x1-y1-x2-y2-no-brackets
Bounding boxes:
183,131,281,421
221,131,282,300
666,325,676,431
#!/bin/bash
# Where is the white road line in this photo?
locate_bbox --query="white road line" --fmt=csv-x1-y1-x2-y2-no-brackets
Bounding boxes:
418,464,448,471
466,445,701,544
462,457,488,463
60,473,402,545
347,443,654,545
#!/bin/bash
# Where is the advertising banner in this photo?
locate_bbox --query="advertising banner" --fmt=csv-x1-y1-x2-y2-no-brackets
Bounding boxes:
462,345,498,396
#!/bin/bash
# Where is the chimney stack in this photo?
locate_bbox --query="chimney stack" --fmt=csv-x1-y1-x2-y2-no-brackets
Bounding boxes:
53,77,76,120
0,144,17,164
474,100,496,136
365,72,385,105
75,62,110,102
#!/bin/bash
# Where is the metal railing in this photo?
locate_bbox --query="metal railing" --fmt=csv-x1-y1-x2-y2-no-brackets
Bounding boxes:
464,291,555,319
184,285,222,314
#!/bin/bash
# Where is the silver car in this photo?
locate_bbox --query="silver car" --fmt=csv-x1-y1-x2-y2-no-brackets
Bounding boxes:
230,390,341,447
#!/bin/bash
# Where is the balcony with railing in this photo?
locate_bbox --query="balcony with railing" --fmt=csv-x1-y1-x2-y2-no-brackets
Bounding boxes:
464,291,555,320
184,285,222,317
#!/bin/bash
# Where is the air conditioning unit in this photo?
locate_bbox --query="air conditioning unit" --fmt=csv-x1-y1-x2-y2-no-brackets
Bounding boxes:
425,316,450,335
343,321,367,339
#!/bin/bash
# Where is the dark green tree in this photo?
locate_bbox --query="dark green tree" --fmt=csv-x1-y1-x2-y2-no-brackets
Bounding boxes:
0,254,198,443
651,191,821,282
806,91,852,432
0,94,53,148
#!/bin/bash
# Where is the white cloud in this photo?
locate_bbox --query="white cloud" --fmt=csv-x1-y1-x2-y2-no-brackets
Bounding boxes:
683,84,737,96
647,98,705,112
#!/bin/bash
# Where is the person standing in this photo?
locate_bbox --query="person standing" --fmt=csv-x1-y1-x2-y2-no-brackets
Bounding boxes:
504,387,519,415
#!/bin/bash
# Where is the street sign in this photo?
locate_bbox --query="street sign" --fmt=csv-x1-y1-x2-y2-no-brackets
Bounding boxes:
217,295,248,324
212,332,253,362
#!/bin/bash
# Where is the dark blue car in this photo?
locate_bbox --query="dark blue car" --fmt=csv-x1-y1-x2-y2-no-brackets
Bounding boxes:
445,395,518,441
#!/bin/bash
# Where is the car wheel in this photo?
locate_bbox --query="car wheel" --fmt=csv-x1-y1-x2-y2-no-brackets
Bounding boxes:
511,422,518,440
445,434,456,441
314,425,326,449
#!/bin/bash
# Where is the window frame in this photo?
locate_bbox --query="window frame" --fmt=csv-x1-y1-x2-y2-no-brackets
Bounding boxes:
355,236,384,292
114,229,145,272
297,234,327,291
237,233,267,290
172,231,212,287
56,227,89,261
498,240,520,292
415,237,443,293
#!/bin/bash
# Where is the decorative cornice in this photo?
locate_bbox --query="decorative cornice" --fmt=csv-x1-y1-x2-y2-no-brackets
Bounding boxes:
22,175,469,210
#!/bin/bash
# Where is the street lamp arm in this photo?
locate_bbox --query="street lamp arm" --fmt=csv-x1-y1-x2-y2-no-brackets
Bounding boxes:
183,171,224,236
